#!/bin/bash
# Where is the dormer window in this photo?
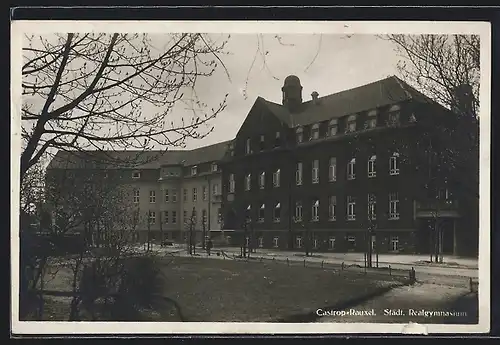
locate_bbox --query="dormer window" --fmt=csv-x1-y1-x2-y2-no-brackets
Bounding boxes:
366,109,378,129
310,123,320,140
387,105,401,127
409,113,417,123
328,119,338,136
296,127,303,144
211,163,218,172
191,166,198,176
132,171,141,179
346,114,357,133
228,143,234,156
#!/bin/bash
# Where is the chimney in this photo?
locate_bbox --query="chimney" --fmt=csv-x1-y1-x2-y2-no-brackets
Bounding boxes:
281,75,303,113
311,91,319,104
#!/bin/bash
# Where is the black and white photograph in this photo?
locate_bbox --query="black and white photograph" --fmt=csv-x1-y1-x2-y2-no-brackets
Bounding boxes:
11,20,490,334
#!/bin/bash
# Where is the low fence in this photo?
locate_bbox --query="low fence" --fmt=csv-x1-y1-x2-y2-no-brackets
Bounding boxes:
216,250,417,285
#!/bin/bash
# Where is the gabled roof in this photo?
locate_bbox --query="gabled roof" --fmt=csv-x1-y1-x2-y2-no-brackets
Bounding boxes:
258,75,435,128
47,140,233,170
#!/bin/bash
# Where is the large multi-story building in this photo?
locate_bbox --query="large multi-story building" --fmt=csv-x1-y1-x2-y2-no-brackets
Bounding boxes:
220,75,479,257
45,141,230,244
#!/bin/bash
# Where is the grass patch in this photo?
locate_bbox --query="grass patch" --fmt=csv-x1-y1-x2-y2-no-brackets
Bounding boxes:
160,257,402,322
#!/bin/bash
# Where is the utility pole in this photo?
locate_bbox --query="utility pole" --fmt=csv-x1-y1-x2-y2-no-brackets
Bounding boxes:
147,211,151,252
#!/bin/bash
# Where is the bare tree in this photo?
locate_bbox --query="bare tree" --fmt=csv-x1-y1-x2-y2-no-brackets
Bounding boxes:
21,33,230,180
383,34,480,199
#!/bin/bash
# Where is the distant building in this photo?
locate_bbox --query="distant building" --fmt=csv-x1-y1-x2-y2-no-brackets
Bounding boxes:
220,75,479,257
45,141,230,244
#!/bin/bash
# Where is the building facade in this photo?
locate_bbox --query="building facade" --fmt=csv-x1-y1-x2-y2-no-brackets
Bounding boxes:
46,141,230,245
220,75,479,257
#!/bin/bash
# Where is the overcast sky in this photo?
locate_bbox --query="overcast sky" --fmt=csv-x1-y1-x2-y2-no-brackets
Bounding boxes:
181,34,401,150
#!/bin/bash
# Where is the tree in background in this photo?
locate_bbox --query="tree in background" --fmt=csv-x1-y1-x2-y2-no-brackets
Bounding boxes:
21,33,230,180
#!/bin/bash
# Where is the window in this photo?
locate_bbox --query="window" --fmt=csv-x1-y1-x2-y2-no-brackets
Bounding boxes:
296,162,303,185
390,152,400,175
164,189,169,203
313,238,319,249
273,169,281,187
245,138,251,154
329,237,336,250
212,183,219,196
273,236,279,248
202,186,207,201
245,174,251,191
389,193,400,220
328,119,338,136
149,190,156,203
296,236,303,249
229,143,234,156
172,211,177,224
366,109,377,129
192,188,197,202
368,194,377,220
148,211,156,224
346,114,357,132
259,172,265,189
217,208,222,223
347,236,356,249
133,189,140,204
368,155,377,178
191,166,198,176
192,209,197,225
347,158,356,180
172,189,177,203
259,134,265,151
211,163,218,172
329,157,337,182
295,201,303,222
311,123,320,140
183,189,188,202
409,113,417,123
229,174,235,193
438,187,451,201
183,211,188,225
132,171,141,179
258,237,264,248
164,211,169,223
391,236,399,251
347,196,356,221
245,205,251,221
329,196,337,221
274,131,281,147
202,209,207,225
312,160,319,184
258,204,265,223
296,127,304,144
274,202,281,223
245,237,250,247
388,104,401,126
312,199,320,222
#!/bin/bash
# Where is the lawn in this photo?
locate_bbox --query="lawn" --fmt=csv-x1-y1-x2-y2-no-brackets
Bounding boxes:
158,257,402,322
34,256,405,322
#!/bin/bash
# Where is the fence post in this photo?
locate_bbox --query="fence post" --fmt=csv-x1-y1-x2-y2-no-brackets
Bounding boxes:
469,277,473,292
260,257,263,262
287,258,289,266
389,265,392,276
303,259,306,267
321,260,324,269
273,257,275,262
342,262,345,270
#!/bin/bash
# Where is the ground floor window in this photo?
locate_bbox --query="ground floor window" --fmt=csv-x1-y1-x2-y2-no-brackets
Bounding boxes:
273,236,279,248
347,236,356,250
258,237,264,248
296,236,303,248
245,236,250,247
329,237,336,250
313,238,319,249
390,236,399,251
226,236,231,244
